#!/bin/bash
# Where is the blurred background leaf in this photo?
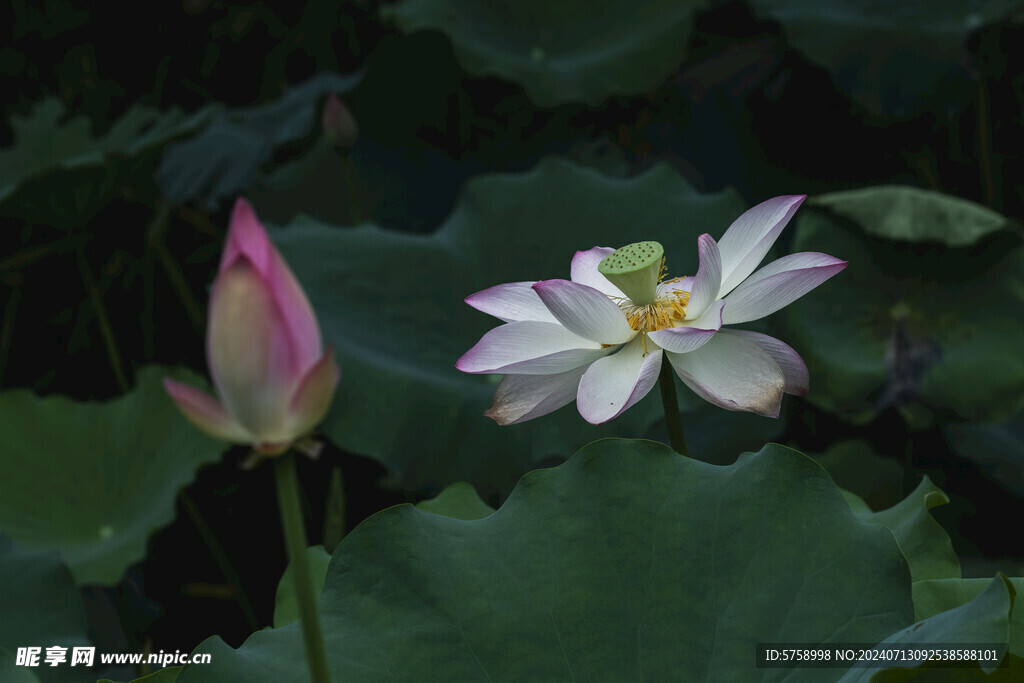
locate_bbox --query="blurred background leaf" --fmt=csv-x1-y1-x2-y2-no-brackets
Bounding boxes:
0,367,223,585
747,0,1020,118
389,0,707,106
156,71,362,208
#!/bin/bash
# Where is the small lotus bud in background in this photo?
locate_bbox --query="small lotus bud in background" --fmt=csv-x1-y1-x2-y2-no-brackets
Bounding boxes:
322,94,358,148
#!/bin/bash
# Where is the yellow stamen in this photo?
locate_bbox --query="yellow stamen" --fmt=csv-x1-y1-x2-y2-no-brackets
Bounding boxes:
611,280,690,354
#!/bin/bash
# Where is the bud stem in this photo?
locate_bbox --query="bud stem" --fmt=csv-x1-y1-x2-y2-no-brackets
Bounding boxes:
274,454,331,683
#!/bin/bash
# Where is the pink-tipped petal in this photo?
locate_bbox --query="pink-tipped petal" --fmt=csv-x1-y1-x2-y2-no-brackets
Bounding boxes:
221,198,323,371
716,195,806,298
286,348,340,437
456,321,610,375
577,336,662,425
685,234,722,319
533,280,635,345
465,282,558,323
207,261,294,438
266,247,323,371
484,365,588,425
571,247,625,298
666,332,785,417
721,252,847,324
647,300,724,353
719,330,808,395
220,198,272,274
163,378,253,443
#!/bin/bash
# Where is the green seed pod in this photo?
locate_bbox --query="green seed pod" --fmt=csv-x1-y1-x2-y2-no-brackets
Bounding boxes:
598,241,663,305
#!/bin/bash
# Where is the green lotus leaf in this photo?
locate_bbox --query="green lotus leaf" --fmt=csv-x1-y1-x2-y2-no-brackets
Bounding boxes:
914,577,1024,657
777,200,1024,423
844,477,960,583
277,485,495,630
175,439,912,681
0,535,91,683
0,367,224,585
415,482,495,521
273,546,332,629
838,575,1013,680
273,157,750,493
747,0,1020,118
810,186,1010,247
389,0,705,106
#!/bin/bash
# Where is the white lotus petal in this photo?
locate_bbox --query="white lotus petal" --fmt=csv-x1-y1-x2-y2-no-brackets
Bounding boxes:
533,279,634,344
456,321,609,375
465,282,558,323
666,332,785,417
717,195,805,298
577,336,662,425
722,252,847,324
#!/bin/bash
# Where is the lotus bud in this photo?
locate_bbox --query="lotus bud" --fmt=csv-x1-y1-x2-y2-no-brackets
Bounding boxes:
164,198,339,456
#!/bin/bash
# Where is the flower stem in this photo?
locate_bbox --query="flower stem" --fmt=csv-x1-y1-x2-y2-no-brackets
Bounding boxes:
658,358,689,457
274,454,331,683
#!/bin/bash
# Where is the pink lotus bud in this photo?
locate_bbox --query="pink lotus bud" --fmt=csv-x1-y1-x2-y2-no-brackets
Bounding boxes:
164,198,339,456
321,94,358,148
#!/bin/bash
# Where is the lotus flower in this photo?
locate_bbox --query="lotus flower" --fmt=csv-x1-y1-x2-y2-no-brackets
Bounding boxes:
164,199,339,455
457,195,846,424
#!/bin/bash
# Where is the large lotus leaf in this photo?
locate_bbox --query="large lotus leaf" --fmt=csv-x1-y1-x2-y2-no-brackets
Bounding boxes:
811,186,1011,247
747,0,1020,118
275,486,495,628
273,158,748,493
776,201,1024,423
945,412,1024,497
275,485,494,629
415,482,495,521
388,0,705,106
0,535,91,683
844,477,960,583
0,367,224,585
175,440,912,681
156,72,362,208
838,575,1013,681
914,577,1024,656
0,99,212,224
